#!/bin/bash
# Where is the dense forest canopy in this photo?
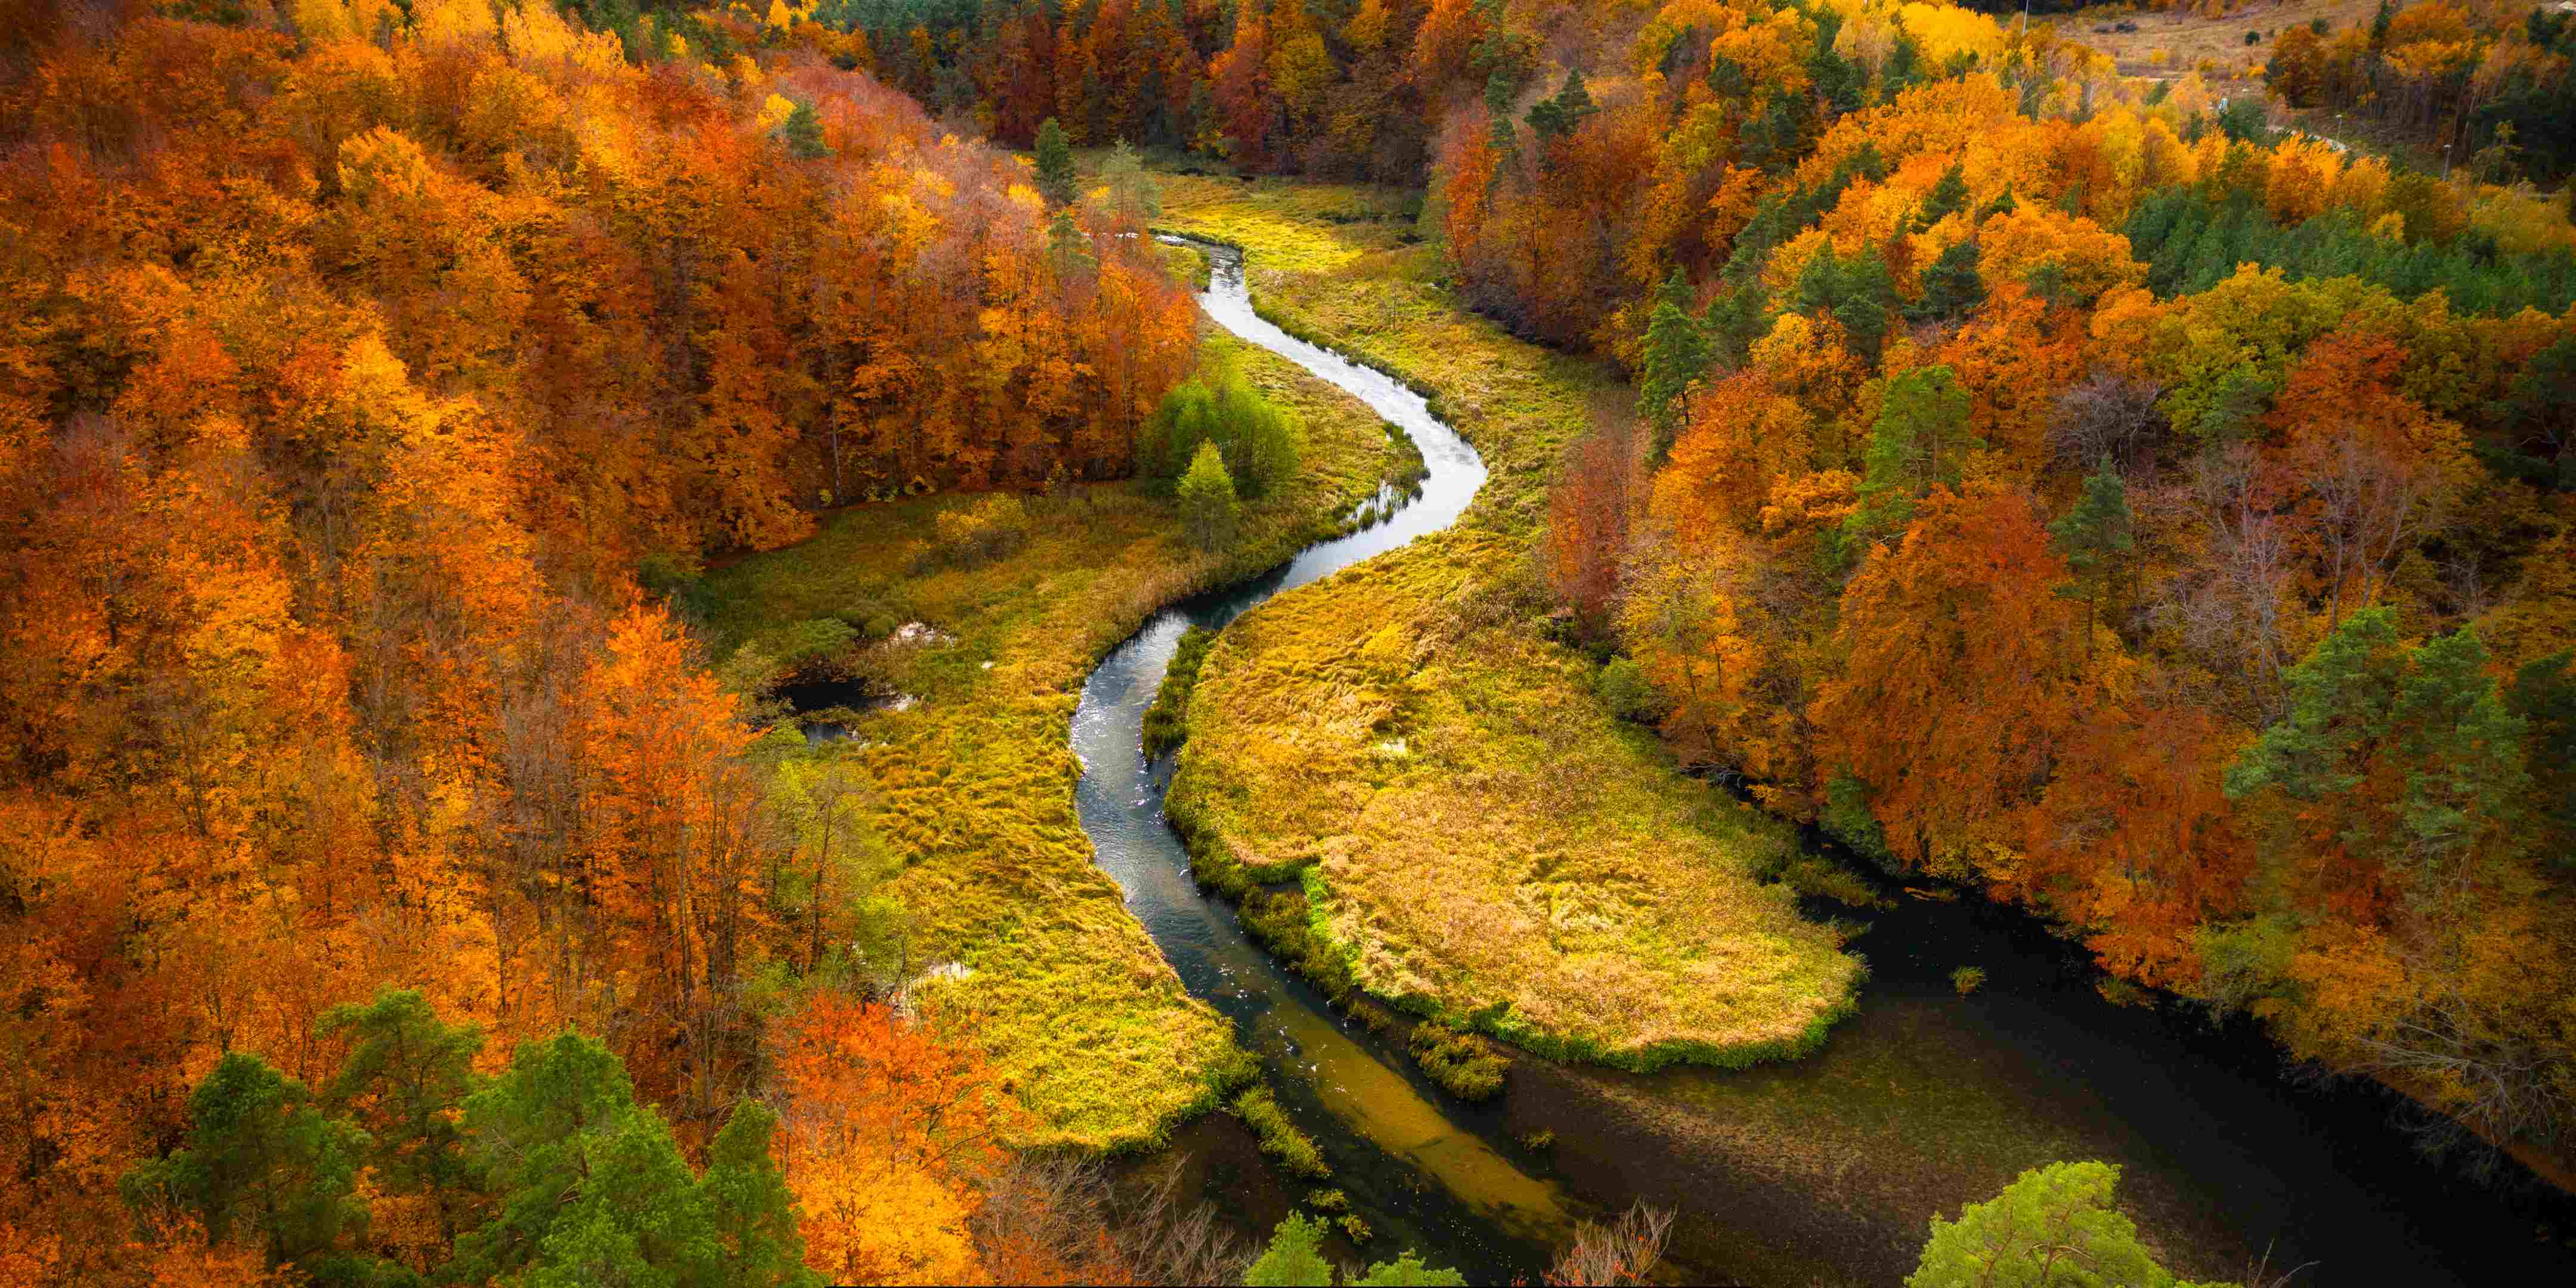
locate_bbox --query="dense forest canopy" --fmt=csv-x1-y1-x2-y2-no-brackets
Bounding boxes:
3,0,2574,1283
0,1,1206,1280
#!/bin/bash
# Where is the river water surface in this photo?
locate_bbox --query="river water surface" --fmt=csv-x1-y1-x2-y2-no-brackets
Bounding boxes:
1064,239,2576,1284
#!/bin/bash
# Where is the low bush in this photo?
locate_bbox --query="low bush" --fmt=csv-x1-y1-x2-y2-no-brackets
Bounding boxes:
1408,1020,1510,1101
931,494,1031,567
1779,855,1892,909
1233,1086,1331,1179
1595,657,1670,723
1234,887,1360,1001
1138,365,1305,498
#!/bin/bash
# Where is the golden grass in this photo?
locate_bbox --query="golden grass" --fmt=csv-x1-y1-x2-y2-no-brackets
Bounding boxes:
1159,179,1862,1071
1157,174,1416,274
702,327,1401,1151
2069,0,2377,99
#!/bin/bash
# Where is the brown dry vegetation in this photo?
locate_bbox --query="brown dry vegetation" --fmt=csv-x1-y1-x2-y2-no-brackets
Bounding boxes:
2064,0,2382,104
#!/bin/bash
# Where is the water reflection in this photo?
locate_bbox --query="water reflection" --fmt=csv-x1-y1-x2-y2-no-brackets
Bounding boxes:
1072,240,1558,1276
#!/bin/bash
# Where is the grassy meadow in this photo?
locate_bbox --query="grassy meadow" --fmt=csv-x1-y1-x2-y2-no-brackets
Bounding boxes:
1157,175,1864,1072
701,326,1402,1151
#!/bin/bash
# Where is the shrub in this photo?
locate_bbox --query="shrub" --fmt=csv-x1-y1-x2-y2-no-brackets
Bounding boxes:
1345,999,1398,1033
1910,1163,2175,1287
1408,1021,1510,1101
1233,1088,1330,1179
1594,658,1670,723
829,598,900,639
1247,1215,1333,1287
1821,772,1900,874
1309,1187,1349,1212
1781,855,1891,909
1138,366,1304,497
2096,976,2150,1008
933,494,1030,567
1519,1128,1555,1151
1951,966,1986,995
1235,888,1359,999
2244,29,2261,45
750,617,857,671
1337,1214,1372,1243
1177,441,1241,552
637,550,704,605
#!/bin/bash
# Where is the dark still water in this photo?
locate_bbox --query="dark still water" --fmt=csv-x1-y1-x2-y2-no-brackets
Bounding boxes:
1053,239,2576,1285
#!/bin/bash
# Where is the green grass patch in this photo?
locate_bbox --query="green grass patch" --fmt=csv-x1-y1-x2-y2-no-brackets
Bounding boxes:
1141,625,1216,759
1232,1086,1332,1180
1407,1020,1510,1102
698,326,1398,1153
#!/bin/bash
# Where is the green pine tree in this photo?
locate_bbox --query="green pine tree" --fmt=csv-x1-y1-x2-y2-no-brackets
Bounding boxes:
1639,269,1712,463
1047,208,1095,273
1703,277,1771,370
2048,461,2134,662
2226,606,2405,804
2385,625,2532,902
1245,1213,1334,1287
1845,364,1974,549
1177,439,1240,551
1100,137,1161,223
451,1032,670,1284
1908,1162,2189,1288
1832,245,1897,361
1914,159,1971,230
1525,67,1599,143
319,988,488,1247
1482,69,1524,181
1243,1215,1466,1287
2507,652,2576,871
1352,1252,1470,1286
1911,239,1987,320
1035,115,1078,206
698,1103,821,1288
2229,611,2537,913
1791,242,1843,314
1881,29,1924,101
120,1052,374,1275
781,101,826,160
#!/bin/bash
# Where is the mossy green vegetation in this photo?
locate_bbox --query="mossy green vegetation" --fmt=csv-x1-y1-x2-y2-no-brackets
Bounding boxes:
1141,626,1217,759
1909,1163,2223,1288
1160,175,1863,1073
1407,1020,1511,1102
699,328,1401,1153
1231,1086,1331,1181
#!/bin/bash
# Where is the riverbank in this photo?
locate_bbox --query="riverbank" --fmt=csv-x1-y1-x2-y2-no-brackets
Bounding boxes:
1156,175,1863,1070
699,326,1404,1151
1147,175,2576,1284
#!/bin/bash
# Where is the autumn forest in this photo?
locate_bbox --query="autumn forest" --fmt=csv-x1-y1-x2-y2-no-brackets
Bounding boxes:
2,0,2574,1284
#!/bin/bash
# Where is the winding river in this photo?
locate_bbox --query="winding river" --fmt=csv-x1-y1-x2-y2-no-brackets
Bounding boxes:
1066,240,2576,1284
